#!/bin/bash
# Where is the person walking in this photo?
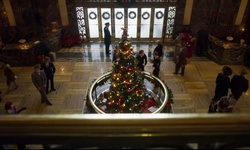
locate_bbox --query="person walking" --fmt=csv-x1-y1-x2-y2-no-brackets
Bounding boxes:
136,50,147,71
208,66,232,113
213,66,232,102
172,33,184,63
1,63,18,94
231,69,249,100
41,57,56,94
104,22,111,56
154,40,163,60
31,64,52,105
173,43,187,76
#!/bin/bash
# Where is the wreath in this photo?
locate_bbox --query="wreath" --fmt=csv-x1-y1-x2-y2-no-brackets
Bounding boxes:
102,12,110,20
156,11,164,19
129,11,136,19
116,12,124,20
142,12,150,20
89,12,97,20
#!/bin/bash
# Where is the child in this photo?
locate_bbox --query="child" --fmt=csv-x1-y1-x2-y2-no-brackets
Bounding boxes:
136,50,147,71
152,51,161,78
218,94,237,113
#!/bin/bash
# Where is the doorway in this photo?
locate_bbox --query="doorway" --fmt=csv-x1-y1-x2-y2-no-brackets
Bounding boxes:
76,7,176,42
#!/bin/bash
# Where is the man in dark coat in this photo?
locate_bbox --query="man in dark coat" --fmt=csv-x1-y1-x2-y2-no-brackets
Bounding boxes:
154,40,163,60
41,57,56,94
213,66,232,102
196,27,208,57
38,39,51,57
31,64,52,105
152,51,161,78
104,22,111,56
231,69,249,100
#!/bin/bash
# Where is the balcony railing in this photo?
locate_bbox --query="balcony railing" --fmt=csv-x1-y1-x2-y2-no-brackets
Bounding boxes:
1,113,250,149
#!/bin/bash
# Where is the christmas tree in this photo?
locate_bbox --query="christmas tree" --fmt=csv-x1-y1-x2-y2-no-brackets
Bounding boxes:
105,28,155,113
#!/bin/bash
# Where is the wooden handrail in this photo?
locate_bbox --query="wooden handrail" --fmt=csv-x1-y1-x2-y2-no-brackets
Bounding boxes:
1,113,250,149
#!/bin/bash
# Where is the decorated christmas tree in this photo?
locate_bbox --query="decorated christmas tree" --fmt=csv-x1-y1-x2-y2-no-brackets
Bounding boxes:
105,28,155,113
85,28,174,114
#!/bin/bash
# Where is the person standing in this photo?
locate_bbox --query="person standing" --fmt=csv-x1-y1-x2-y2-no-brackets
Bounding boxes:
152,51,161,78
38,39,51,57
136,50,147,71
208,66,232,113
231,69,249,100
196,27,209,57
186,34,196,58
172,33,184,64
153,40,163,60
41,57,56,94
104,22,111,56
173,43,187,76
31,64,52,105
1,63,18,94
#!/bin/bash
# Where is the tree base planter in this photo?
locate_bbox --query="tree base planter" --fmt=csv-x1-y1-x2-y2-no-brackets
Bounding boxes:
85,71,173,114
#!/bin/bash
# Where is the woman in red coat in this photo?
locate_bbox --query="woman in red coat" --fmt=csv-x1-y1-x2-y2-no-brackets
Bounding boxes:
186,34,196,58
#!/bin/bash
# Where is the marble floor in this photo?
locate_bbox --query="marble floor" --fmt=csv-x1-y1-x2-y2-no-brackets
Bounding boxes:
0,42,250,114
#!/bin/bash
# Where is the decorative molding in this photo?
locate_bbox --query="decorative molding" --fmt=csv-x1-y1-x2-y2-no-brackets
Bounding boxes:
183,0,193,25
235,0,248,25
58,0,69,26
3,0,16,26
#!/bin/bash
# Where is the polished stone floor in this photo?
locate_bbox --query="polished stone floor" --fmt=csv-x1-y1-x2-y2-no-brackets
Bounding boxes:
0,42,250,114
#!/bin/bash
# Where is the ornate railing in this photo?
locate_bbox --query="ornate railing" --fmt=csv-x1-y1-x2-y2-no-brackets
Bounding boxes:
87,71,170,114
